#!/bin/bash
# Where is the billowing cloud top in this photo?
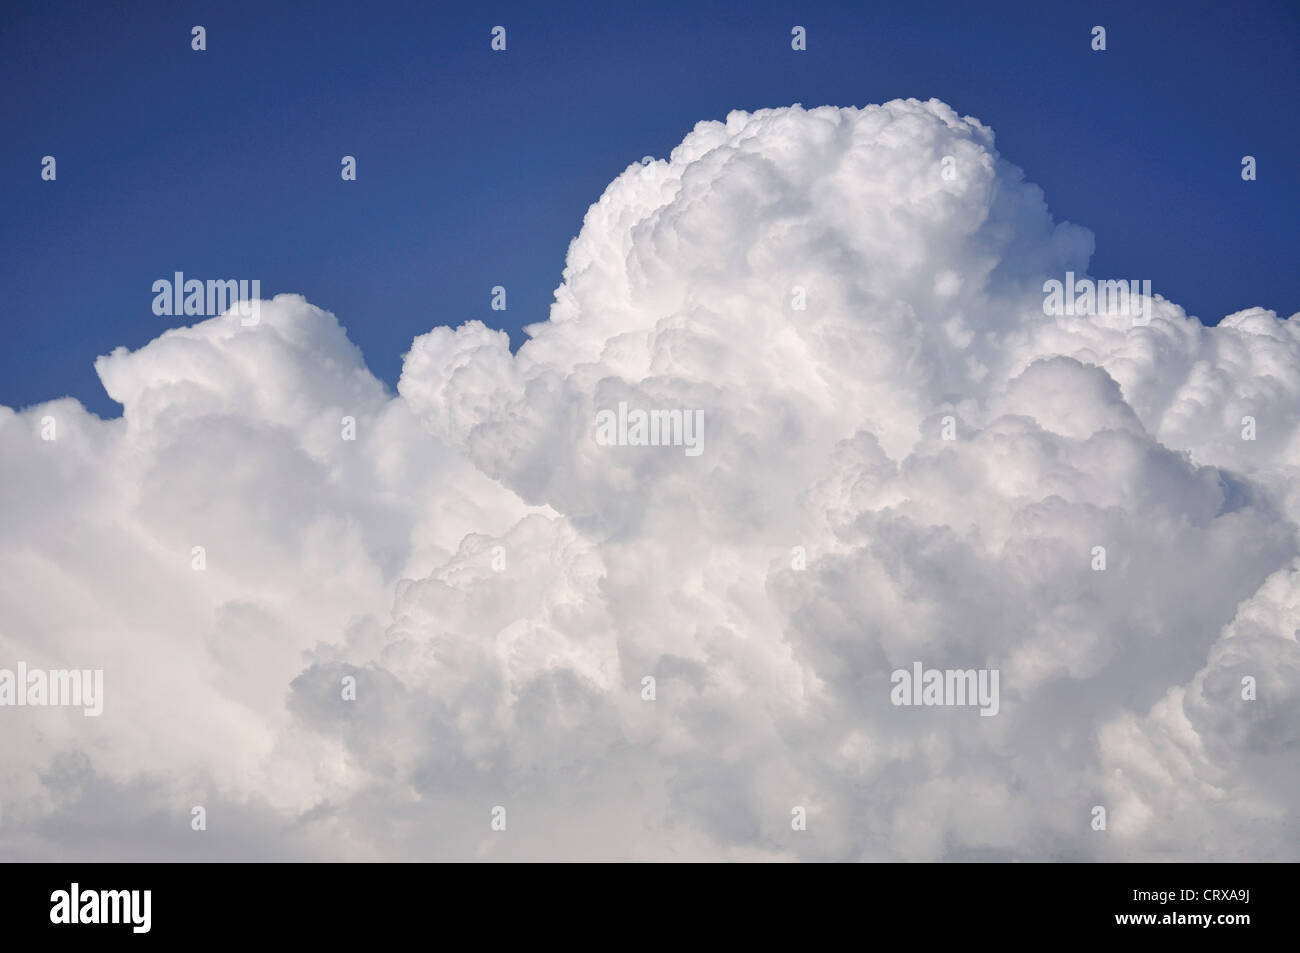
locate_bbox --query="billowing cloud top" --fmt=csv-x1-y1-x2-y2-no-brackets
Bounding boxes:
2,99,1297,861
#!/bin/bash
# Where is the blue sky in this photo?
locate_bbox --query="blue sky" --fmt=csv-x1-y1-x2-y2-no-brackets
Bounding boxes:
2,0,1297,417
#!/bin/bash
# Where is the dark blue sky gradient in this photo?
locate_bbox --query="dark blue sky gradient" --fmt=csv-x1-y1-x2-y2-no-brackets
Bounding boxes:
2,0,1297,417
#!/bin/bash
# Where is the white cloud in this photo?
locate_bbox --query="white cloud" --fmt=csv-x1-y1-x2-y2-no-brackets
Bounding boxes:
2,98,1296,860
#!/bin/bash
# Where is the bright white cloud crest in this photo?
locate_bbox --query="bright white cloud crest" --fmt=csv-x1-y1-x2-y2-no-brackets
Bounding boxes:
2,98,1296,860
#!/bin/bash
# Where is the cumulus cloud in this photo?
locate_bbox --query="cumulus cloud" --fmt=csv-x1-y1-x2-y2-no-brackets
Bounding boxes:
2,98,1296,860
